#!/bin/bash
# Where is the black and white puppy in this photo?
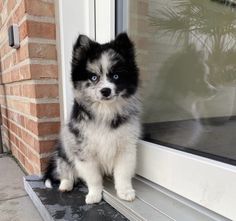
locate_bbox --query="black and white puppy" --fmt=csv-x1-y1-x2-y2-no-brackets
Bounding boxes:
44,33,141,204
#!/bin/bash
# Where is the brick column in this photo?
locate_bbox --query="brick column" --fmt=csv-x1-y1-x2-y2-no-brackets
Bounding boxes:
0,0,60,175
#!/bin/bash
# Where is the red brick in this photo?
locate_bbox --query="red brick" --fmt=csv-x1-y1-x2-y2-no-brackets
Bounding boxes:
30,64,58,79
22,84,35,98
23,118,60,136
24,117,38,134
0,41,12,58
35,84,58,98
40,156,50,172
2,54,14,71
25,158,34,174
30,103,60,118
0,0,59,175
11,69,20,81
21,129,35,147
16,43,29,63
38,121,60,136
6,99,30,115
11,145,18,158
27,148,40,165
28,43,57,60
18,150,26,167
12,0,26,24
19,64,31,80
0,1,3,12
25,0,54,17
19,20,27,41
18,139,27,156
7,0,17,14
0,84,4,95
27,20,56,39
2,72,11,83
38,139,56,154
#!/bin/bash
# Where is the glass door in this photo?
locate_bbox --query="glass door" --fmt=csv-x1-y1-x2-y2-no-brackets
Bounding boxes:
128,0,236,165
114,0,236,219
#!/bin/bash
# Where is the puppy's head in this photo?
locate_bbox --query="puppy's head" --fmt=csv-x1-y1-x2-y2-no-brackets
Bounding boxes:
71,33,139,103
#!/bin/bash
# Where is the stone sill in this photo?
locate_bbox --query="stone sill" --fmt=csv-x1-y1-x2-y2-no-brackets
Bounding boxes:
24,176,229,221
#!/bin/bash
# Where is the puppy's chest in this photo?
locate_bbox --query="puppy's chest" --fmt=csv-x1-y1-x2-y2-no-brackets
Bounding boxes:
83,121,122,172
85,121,120,149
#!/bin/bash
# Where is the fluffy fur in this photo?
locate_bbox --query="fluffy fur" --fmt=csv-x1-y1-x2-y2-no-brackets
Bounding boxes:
44,33,141,204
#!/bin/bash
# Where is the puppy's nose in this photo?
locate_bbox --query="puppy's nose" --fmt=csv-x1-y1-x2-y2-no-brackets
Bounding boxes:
100,88,111,97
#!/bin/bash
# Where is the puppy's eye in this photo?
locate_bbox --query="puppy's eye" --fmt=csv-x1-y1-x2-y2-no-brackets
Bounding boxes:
90,75,98,81
113,74,119,80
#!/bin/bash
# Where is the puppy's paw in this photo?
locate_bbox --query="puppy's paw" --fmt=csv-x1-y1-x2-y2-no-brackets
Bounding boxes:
85,192,102,204
59,179,73,192
45,179,52,189
117,188,135,201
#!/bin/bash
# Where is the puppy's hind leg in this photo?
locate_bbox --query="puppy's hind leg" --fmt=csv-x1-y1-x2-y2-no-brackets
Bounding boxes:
57,159,74,192
77,161,103,204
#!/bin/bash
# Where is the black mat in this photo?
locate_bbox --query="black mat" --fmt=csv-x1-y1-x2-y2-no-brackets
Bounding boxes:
24,176,128,221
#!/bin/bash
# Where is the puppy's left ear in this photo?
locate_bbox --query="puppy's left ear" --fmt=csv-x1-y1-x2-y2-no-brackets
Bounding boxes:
113,32,135,59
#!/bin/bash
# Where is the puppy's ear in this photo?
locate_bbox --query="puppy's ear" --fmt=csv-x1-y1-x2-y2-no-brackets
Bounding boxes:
72,34,96,65
113,32,135,59
75,35,92,49
71,35,96,85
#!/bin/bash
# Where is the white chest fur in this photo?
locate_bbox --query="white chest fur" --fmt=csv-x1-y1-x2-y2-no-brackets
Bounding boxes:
84,120,133,174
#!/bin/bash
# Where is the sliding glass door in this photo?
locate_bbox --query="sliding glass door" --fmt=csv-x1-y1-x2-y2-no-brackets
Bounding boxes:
115,0,236,219
128,0,236,165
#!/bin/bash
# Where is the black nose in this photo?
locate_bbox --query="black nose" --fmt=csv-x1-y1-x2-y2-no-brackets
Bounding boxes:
100,88,111,97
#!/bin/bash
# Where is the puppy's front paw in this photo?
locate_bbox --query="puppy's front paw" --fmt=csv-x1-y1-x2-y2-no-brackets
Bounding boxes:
117,188,135,201
59,179,73,192
85,192,102,204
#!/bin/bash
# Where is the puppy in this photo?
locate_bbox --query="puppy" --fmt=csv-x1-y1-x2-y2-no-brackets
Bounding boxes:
44,32,141,204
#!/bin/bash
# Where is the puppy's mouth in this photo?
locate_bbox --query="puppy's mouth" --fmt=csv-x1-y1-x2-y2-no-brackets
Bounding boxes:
101,95,116,101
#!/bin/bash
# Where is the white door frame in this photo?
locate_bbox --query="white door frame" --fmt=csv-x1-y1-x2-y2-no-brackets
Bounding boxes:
56,0,95,122
95,0,115,43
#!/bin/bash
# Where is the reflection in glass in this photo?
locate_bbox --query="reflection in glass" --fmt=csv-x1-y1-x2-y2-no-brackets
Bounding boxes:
129,0,236,164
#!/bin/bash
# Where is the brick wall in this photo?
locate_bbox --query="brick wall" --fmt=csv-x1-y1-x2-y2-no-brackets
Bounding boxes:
0,0,60,175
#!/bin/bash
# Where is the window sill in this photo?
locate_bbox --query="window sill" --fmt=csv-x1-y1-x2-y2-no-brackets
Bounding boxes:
23,171,231,221
136,140,236,220
103,176,229,221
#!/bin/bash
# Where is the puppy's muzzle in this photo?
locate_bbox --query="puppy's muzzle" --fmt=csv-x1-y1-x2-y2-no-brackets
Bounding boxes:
100,88,111,98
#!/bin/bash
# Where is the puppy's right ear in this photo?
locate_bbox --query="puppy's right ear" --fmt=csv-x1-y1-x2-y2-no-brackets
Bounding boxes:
72,34,95,65
75,35,92,49
71,35,98,86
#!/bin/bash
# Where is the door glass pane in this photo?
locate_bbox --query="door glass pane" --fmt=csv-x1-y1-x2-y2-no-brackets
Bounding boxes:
128,0,236,165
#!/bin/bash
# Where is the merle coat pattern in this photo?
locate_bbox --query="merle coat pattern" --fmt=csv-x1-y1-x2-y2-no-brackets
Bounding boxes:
44,33,141,204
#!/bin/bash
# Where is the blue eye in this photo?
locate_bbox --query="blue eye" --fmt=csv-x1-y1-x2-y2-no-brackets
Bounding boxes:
113,74,119,80
91,75,98,81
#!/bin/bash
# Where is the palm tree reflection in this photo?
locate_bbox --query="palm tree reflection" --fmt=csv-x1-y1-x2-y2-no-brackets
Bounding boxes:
148,0,236,121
